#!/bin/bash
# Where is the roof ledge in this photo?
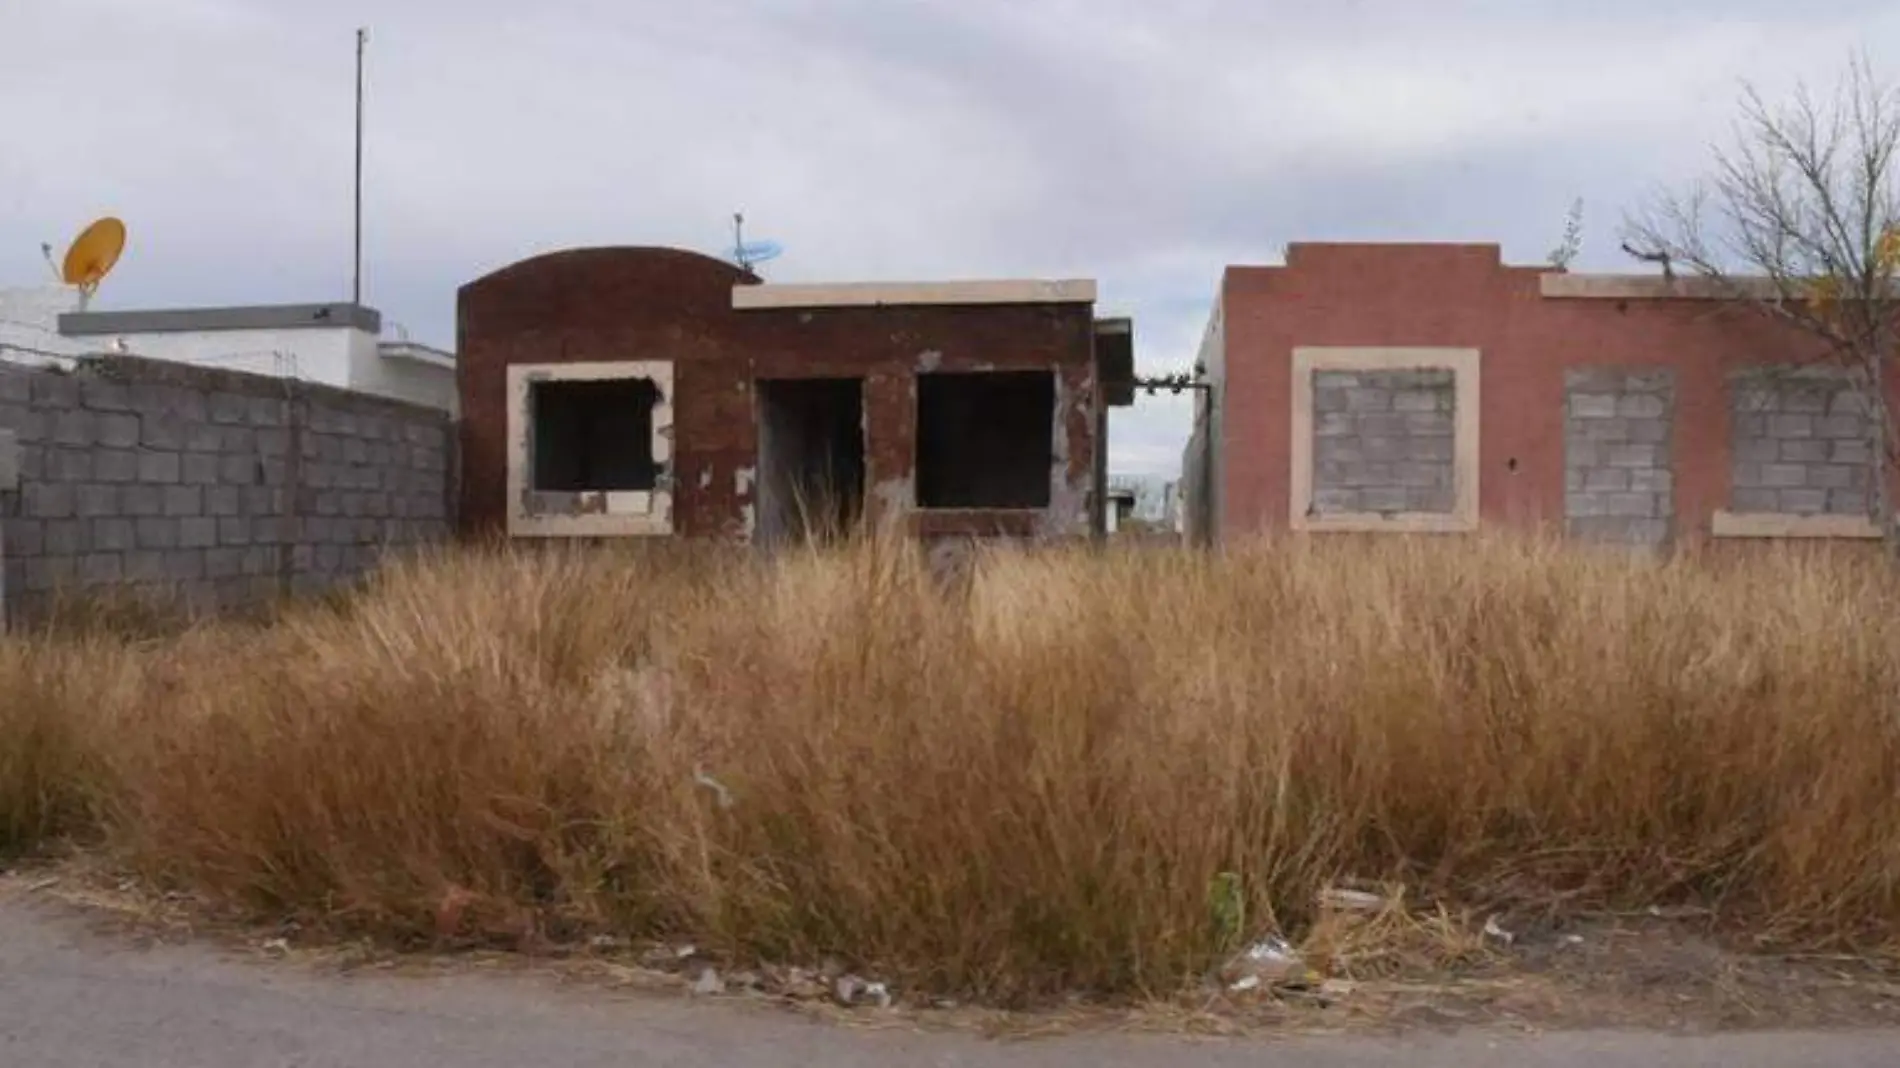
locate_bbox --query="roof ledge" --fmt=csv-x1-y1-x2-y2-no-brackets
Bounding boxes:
733,279,1096,310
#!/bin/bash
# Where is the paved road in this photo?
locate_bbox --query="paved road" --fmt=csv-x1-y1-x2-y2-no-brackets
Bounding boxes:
3,896,1897,1067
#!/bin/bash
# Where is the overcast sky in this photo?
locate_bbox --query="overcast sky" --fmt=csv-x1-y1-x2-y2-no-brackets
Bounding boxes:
4,1,1896,477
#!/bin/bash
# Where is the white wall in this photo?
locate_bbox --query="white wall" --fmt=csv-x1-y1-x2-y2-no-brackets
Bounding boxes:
349,336,458,415
0,286,88,365
107,326,357,388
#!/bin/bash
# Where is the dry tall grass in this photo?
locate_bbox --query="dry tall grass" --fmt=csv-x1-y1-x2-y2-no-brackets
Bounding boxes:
2,532,1898,1002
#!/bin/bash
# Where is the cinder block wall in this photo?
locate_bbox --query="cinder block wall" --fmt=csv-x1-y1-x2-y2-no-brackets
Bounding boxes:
1310,368,1457,516
0,355,454,623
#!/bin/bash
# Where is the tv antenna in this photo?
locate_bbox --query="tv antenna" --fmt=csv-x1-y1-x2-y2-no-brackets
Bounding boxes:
47,217,128,310
729,212,783,275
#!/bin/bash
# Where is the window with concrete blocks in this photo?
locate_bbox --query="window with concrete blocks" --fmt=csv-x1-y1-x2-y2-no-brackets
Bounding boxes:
915,371,1054,509
1289,347,1480,532
1563,368,1674,548
1716,366,1877,538
505,361,674,537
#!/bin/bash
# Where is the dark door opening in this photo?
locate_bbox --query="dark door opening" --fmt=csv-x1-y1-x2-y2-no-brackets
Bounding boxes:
757,378,866,546
916,370,1055,508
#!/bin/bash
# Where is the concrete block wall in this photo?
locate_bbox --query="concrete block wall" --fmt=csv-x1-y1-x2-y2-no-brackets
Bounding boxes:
0,355,453,623
1564,368,1675,547
1310,368,1456,515
1729,368,1872,516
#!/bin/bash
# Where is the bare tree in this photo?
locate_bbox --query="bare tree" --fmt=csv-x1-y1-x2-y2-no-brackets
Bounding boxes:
1622,56,1900,547
1547,197,1585,269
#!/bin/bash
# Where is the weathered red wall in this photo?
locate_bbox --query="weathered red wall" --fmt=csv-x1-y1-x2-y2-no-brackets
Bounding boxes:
457,247,1100,540
1217,243,1898,545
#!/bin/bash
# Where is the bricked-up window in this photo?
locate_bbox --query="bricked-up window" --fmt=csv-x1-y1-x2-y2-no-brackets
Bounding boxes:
529,378,660,492
1729,370,1872,516
1309,369,1456,515
916,371,1054,509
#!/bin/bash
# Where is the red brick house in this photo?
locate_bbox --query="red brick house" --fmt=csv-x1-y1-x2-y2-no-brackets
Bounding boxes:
456,246,1135,545
1182,243,1899,548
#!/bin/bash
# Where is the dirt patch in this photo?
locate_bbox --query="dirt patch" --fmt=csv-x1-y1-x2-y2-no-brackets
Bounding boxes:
5,861,1898,1039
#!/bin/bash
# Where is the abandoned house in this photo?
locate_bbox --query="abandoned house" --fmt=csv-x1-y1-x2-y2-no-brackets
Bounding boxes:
456,246,1135,545
1183,242,1900,549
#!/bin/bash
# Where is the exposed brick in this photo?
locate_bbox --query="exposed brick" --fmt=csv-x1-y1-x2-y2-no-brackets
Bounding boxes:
93,449,138,482
0,369,32,404
182,453,221,485
4,519,44,556
1779,488,1828,514
1759,464,1808,488
1606,493,1658,517
138,451,181,484
218,517,251,546
120,484,163,517
31,374,79,410
163,485,203,516
43,519,85,556
1766,414,1814,438
25,482,73,518
1832,440,1873,464
96,412,140,448
220,454,258,484
45,447,93,481
205,485,241,517
122,551,167,584
1569,394,1618,419
25,556,75,592
135,518,177,550
139,412,184,450
79,379,130,411
1780,439,1830,463
186,424,225,453
0,404,45,442
246,396,285,427
178,517,218,549
91,518,134,552
208,393,250,425
210,548,255,579
51,410,95,446
163,551,205,582
1583,469,1627,492
1605,444,1663,468
77,553,122,584
74,483,117,517
220,426,256,453
1628,469,1674,494
1829,489,1870,514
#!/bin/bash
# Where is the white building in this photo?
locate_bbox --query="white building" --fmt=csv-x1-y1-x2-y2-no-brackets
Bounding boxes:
0,286,457,414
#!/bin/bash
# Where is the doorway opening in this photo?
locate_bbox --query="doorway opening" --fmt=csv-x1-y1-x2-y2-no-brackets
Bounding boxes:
757,377,866,546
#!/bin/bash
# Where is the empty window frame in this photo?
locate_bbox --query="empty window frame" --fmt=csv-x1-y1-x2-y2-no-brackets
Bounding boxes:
915,370,1055,509
505,361,674,537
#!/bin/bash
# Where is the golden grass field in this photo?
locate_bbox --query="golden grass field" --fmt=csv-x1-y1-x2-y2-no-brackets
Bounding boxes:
3,532,1897,1004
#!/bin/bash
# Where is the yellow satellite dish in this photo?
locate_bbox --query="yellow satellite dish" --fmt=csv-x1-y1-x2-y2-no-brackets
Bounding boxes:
60,217,127,301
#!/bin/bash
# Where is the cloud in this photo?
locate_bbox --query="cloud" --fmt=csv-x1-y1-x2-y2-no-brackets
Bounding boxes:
3,0,1896,478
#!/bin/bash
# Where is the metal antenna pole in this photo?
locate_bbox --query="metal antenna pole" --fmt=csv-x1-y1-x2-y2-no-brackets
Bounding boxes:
353,27,368,306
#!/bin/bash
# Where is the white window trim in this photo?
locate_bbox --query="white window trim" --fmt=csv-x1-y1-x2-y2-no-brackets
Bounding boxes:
1710,511,1882,539
506,361,675,537
1289,346,1482,534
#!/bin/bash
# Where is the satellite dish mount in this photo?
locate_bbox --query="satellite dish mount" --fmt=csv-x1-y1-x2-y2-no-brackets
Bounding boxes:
729,211,783,276
59,217,128,311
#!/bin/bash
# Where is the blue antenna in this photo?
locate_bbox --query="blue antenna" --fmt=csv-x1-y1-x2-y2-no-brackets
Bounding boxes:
729,212,784,274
